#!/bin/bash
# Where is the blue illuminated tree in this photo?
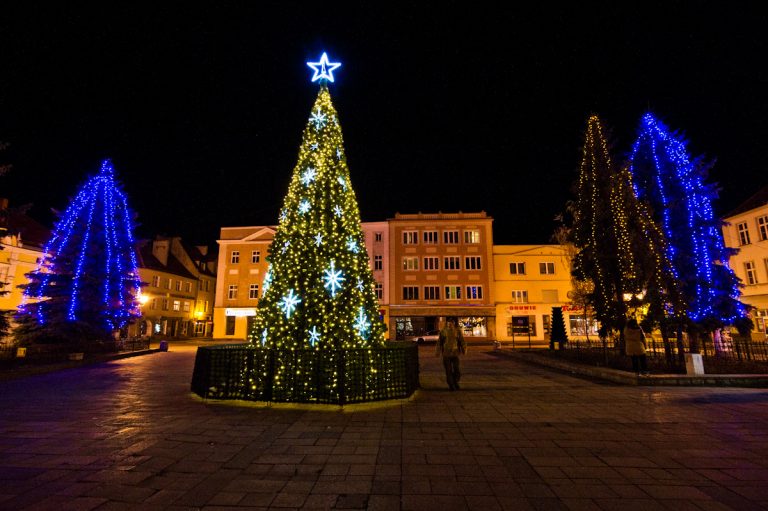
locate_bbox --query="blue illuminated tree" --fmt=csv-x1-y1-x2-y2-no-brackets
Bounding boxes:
628,113,746,345
14,160,142,345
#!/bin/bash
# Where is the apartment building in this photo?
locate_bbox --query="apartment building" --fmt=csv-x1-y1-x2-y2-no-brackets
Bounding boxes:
722,186,768,337
388,212,496,342
493,244,589,345
136,237,216,338
0,199,49,344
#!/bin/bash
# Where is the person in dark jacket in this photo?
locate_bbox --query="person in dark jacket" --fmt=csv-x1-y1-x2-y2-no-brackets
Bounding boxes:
624,318,649,375
436,316,466,390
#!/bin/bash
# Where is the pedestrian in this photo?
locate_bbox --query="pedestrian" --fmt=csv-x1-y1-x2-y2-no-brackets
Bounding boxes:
624,318,649,375
436,316,466,390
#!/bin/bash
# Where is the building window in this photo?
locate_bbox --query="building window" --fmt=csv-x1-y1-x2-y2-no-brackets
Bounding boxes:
424,286,440,300
162,299,169,310
465,256,482,270
150,298,157,310
511,290,528,303
228,285,238,300
423,230,438,244
509,262,526,275
251,250,261,263
403,257,419,271
151,275,160,287
166,278,172,289
424,256,439,270
374,255,383,271
375,232,383,242
445,285,461,300
375,282,383,299
175,280,182,291
444,256,461,270
249,283,259,299
225,316,236,336
204,300,209,312
758,216,768,241
466,286,483,300
172,300,181,311
402,231,418,244
464,230,480,243
737,222,751,245
183,301,191,312
231,250,240,264
403,286,419,300
745,261,758,285
539,262,555,274
205,280,210,291
443,230,459,244
185,282,192,293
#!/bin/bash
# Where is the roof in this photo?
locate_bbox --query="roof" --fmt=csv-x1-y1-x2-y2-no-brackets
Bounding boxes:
724,185,768,218
2,209,51,249
137,243,198,280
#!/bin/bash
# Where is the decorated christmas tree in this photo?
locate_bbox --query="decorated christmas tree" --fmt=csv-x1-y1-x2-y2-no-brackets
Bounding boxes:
252,53,385,350
15,160,142,345
628,113,746,334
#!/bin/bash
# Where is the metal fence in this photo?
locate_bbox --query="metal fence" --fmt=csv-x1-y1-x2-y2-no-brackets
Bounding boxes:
0,337,151,365
562,334,768,372
191,342,420,405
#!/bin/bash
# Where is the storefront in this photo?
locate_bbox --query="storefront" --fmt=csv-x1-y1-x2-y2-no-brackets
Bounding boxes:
388,306,496,342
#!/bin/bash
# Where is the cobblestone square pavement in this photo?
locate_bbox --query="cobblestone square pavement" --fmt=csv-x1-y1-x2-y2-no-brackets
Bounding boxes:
1,343,768,510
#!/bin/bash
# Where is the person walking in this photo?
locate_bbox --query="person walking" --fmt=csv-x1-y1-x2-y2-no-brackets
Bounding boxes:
624,318,649,375
436,316,466,390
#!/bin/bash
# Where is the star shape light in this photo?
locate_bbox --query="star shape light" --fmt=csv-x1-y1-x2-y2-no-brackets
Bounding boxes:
354,307,371,339
310,109,327,129
306,52,341,83
279,289,301,318
308,326,321,347
323,260,345,298
301,167,316,186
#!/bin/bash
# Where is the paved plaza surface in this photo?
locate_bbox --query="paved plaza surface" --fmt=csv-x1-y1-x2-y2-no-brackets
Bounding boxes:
1,343,768,511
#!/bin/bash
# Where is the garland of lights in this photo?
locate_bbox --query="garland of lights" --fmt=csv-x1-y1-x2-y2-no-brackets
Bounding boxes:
23,160,142,331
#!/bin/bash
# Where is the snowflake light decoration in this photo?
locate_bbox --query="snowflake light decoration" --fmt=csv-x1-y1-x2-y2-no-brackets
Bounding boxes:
301,167,316,186
299,200,311,214
323,260,345,298
314,233,324,246
347,238,359,253
334,205,343,217
310,109,327,129
354,307,371,339
308,326,321,347
279,289,301,318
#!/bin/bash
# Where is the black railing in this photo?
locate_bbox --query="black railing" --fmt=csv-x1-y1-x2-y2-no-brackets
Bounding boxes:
561,335,768,372
0,337,151,365
191,342,420,404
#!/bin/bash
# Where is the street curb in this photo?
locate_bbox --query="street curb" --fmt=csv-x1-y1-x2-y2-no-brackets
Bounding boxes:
495,349,768,387
0,348,162,381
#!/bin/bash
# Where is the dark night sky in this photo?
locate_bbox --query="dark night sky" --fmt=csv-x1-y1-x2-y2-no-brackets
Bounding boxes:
2,3,767,246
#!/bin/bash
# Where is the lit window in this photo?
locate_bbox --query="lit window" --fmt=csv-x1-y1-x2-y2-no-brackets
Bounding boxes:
464,230,480,243
403,257,419,271
445,286,461,300
228,285,237,300
173,300,181,311
231,251,240,264
183,301,191,312
166,278,172,289
737,222,751,245
509,262,526,275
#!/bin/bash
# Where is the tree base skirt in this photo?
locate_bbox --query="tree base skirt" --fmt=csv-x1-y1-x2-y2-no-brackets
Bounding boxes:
191,343,420,404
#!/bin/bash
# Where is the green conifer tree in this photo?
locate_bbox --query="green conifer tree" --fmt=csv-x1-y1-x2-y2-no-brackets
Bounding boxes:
252,83,385,350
